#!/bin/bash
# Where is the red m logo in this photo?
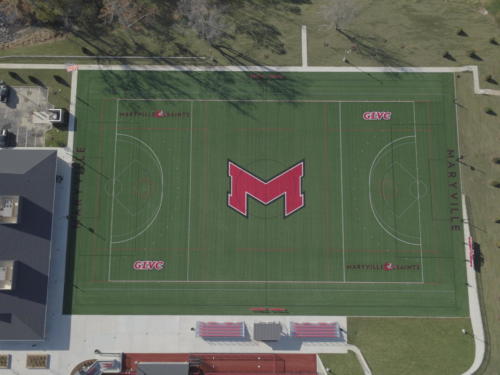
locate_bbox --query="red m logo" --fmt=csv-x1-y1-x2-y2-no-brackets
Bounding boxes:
227,161,305,217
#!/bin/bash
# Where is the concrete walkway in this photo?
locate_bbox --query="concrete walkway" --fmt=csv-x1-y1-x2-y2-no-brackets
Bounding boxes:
460,196,485,375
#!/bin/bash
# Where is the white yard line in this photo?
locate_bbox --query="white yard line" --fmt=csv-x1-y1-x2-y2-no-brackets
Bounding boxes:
454,73,465,194
339,102,346,282
107,100,120,281
107,279,426,285
113,98,419,103
412,102,425,282
186,101,194,281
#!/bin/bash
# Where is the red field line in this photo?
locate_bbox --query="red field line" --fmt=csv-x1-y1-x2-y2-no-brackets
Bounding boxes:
322,104,333,278
236,248,295,252
94,247,207,252
90,99,107,282
330,128,432,132
328,248,439,254
202,104,210,280
234,128,294,131
117,127,208,131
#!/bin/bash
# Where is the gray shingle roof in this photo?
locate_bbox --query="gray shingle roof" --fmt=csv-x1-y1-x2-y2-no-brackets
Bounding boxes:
0,150,57,340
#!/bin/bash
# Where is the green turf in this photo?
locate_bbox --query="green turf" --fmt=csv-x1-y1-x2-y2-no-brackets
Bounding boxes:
64,70,467,316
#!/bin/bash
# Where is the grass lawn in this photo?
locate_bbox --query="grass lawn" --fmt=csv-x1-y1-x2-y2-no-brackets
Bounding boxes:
0,69,71,147
319,352,364,375
454,72,500,375
348,317,474,375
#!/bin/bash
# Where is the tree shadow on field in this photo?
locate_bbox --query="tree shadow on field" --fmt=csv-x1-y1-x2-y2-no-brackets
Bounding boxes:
97,44,303,118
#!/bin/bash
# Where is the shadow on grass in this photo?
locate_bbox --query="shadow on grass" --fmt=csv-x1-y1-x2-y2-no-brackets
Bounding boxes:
28,76,46,88
8,71,26,83
337,29,414,69
54,75,70,87
234,17,286,55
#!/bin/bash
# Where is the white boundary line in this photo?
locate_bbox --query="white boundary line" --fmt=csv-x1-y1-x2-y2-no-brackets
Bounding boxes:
454,73,465,195
107,99,424,286
107,279,429,285
412,102,425,282
116,98,417,103
186,101,194,281
84,286,453,292
339,102,346,282
107,99,120,281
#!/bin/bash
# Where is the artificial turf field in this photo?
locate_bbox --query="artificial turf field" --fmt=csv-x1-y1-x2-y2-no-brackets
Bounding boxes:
64,70,468,316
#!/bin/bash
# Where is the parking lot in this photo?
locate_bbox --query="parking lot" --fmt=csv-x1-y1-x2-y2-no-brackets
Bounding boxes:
0,86,53,147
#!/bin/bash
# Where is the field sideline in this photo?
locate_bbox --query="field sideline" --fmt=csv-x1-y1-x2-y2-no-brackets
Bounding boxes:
63,69,468,317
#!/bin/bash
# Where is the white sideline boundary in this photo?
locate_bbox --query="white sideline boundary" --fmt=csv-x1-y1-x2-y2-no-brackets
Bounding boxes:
107,100,120,281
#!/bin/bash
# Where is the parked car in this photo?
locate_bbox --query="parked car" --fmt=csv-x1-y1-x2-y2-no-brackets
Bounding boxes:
0,81,9,103
0,129,8,148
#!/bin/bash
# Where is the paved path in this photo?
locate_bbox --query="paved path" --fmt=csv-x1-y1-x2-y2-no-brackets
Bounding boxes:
460,195,486,375
301,25,308,67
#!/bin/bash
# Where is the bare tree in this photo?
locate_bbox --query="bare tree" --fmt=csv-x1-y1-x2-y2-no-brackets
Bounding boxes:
177,0,228,43
1,0,21,24
318,0,360,32
100,0,154,28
